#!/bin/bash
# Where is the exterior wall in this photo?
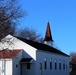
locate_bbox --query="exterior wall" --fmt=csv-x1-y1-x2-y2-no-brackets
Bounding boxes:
0,59,12,75
0,51,22,75
21,50,36,75
21,60,36,75
12,50,36,75
0,35,37,75
36,50,69,75
12,50,23,75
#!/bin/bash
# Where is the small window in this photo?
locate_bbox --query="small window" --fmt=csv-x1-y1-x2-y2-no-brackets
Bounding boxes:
50,58,52,69
27,63,30,69
63,63,65,70
59,60,61,70
16,64,18,68
59,63,61,70
44,58,47,69
63,60,65,70
40,63,42,69
66,65,67,69
55,59,57,70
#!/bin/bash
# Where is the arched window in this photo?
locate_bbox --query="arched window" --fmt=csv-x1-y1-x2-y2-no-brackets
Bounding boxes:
44,58,47,69
63,60,65,70
55,59,57,70
50,58,52,69
59,59,61,70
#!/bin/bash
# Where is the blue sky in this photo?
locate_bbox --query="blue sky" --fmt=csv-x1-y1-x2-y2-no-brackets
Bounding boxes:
19,0,76,55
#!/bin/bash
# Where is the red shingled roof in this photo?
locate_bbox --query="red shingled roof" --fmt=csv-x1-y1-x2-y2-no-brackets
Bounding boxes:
0,49,22,59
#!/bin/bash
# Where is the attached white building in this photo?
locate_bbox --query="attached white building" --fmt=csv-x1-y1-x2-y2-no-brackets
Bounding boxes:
0,22,69,75
0,49,22,75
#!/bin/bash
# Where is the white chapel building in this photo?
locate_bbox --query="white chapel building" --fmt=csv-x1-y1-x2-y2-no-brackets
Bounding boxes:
0,22,69,75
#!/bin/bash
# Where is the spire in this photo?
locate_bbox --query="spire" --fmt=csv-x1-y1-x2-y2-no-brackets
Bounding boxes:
44,22,53,42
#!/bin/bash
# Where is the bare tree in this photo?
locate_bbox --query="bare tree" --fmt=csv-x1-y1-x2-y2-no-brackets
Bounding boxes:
0,0,26,40
70,52,76,63
15,27,43,43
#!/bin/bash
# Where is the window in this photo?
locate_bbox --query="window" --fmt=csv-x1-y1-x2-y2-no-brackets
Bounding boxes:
44,58,47,69
50,58,52,69
63,63,65,70
66,64,67,69
55,59,57,70
63,60,65,70
27,63,30,69
40,63,42,69
16,64,18,68
59,60,61,70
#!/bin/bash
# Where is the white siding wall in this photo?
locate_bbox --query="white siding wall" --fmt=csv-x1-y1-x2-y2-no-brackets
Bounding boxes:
36,50,69,75
12,50,36,75
21,60,36,75
0,59,12,75
12,50,23,75
20,51,36,75
0,35,37,75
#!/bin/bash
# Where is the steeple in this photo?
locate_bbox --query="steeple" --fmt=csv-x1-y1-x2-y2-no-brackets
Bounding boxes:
44,22,54,46
44,22,53,41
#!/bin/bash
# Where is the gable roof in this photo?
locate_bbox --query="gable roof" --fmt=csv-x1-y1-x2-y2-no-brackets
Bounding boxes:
44,22,53,41
16,37,69,57
0,49,22,59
